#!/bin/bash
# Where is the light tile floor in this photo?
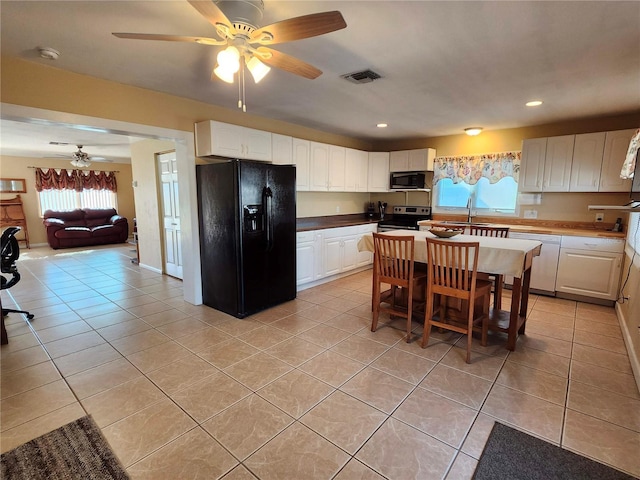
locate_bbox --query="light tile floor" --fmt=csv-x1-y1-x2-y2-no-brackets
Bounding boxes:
1,244,639,479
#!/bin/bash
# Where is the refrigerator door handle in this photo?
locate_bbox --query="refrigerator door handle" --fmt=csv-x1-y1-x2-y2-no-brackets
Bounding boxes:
263,186,274,251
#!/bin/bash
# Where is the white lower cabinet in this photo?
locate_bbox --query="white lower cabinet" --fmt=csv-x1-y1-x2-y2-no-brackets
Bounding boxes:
296,231,322,286
505,233,561,292
296,224,376,287
555,236,624,301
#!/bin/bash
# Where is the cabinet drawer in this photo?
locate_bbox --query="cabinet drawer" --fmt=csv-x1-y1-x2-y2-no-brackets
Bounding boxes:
297,231,316,243
560,236,624,253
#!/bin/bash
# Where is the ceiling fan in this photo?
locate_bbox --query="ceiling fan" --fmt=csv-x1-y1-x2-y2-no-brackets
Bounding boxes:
113,0,347,110
47,142,113,168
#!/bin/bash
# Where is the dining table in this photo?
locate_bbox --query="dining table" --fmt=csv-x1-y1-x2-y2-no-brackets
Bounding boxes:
358,230,543,351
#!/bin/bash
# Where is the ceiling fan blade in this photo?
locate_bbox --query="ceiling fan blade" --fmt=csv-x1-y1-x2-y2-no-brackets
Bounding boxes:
256,47,322,80
89,157,113,162
250,11,346,45
188,0,236,36
113,33,225,45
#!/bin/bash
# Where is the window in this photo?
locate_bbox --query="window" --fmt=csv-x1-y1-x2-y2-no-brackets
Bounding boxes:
38,188,117,214
34,168,118,215
432,152,520,216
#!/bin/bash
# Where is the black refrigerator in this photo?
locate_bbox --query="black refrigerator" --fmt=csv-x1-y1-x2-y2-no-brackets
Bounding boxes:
196,160,296,318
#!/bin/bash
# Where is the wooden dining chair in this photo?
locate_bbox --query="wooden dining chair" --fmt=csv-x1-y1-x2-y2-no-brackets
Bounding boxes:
422,237,492,363
469,225,510,310
371,232,427,342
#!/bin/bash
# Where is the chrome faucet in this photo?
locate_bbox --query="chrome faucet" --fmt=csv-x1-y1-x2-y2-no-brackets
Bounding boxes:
466,197,473,224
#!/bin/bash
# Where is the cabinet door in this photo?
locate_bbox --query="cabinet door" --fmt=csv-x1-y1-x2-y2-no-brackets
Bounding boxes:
341,236,359,272
296,242,315,285
556,248,622,300
271,134,293,165
600,129,636,192
356,225,376,266
519,138,547,192
323,236,342,276
328,145,346,191
310,142,330,191
195,120,243,158
543,135,574,192
389,151,409,172
345,148,369,192
569,132,606,192
368,152,390,192
408,149,431,171
292,138,310,191
244,128,272,161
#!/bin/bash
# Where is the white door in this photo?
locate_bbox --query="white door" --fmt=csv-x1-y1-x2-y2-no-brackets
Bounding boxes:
158,151,183,279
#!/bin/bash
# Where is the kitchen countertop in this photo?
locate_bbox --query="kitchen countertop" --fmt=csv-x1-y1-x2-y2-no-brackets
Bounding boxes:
417,219,626,239
295,213,626,239
297,214,380,232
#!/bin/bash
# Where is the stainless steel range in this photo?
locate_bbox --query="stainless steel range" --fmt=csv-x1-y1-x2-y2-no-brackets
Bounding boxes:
378,205,432,232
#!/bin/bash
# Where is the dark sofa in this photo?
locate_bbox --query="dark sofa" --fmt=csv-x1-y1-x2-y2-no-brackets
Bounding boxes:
43,208,129,249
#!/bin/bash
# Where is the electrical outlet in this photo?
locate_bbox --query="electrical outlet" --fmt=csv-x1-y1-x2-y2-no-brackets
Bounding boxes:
336,206,340,213
523,209,537,219
595,213,604,222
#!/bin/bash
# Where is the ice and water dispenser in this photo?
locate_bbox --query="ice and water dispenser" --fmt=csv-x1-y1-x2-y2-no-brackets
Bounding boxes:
243,205,263,233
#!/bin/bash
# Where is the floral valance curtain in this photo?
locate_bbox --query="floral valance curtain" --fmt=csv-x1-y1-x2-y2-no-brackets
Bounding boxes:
620,128,640,179
433,151,521,185
35,168,117,192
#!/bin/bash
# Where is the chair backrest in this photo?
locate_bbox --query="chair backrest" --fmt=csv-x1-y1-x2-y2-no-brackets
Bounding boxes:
469,225,510,238
372,232,415,285
1,227,21,268
425,237,481,295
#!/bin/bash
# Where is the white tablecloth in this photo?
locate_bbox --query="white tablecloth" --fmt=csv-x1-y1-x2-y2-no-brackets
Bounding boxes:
358,230,542,278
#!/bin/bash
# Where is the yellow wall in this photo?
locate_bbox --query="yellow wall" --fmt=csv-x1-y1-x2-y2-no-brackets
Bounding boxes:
0,155,134,246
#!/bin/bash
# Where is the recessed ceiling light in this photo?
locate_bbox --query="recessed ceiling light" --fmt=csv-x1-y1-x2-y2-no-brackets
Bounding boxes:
377,123,388,128
464,127,483,136
526,100,543,107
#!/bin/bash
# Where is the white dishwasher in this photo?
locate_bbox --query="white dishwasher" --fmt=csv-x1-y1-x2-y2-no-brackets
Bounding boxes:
555,236,624,302
505,232,561,294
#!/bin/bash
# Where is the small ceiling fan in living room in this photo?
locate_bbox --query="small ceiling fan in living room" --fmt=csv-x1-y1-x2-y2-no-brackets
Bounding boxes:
47,142,113,168
112,0,347,111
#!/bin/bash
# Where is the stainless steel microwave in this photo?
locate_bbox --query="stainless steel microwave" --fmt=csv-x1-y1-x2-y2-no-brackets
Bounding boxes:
390,171,426,189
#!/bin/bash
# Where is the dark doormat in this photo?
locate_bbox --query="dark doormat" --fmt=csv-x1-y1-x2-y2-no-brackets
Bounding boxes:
473,422,638,480
1,415,129,480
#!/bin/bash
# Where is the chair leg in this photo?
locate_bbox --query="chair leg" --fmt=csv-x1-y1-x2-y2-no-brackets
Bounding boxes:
494,274,503,310
421,290,434,348
481,292,490,347
371,281,380,332
406,285,413,343
466,305,474,364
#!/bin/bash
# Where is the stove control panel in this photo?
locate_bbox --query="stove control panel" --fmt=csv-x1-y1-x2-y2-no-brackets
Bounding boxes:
392,206,432,216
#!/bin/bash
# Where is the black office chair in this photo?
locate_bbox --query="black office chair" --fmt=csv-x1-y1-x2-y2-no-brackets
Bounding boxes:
1,227,34,331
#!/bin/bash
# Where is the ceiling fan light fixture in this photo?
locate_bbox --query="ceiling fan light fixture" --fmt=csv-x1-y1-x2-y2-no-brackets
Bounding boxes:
217,46,240,73
246,56,270,83
214,65,235,83
70,159,91,168
464,127,483,136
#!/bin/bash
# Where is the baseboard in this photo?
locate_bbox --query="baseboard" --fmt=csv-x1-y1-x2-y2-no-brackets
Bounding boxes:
616,302,640,394
296,265,371,292
138,263,162,274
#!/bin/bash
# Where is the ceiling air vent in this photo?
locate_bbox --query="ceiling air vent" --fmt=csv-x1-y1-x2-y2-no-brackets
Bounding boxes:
341,69,382,84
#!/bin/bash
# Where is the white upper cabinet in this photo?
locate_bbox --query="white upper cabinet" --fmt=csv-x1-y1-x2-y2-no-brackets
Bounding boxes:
195,120,272,161
569,132,606,192
310,142,330,191
292,138,310,191
345,148,369,192
368,152,390,192
271,134,293,165
521,129,635,193
328,145,346,191
519,138,547,192
600,129,636,192
542,135,574,192
389,148,436,172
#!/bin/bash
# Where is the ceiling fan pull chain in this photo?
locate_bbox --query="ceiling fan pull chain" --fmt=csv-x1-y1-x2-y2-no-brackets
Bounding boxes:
242,64,247,112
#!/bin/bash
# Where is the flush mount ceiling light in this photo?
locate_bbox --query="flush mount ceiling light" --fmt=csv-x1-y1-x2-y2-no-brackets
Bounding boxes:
377,123,388,128
526,100,543,107
37,47,60,60
464,127,483,136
